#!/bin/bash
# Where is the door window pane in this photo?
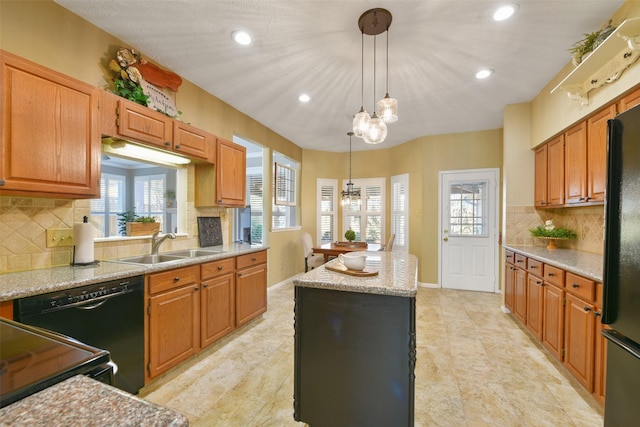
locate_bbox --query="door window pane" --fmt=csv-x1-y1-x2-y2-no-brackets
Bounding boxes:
449,182,487,236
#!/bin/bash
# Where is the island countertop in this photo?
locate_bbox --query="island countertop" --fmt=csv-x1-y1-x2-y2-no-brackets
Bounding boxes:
0,375,189,426
293,251,418,298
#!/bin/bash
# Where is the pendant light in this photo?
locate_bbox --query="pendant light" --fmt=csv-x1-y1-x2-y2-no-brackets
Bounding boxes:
341,132,361,205
376,28,398,123
355,8,395,145
352,33,370,138
363,33,387,145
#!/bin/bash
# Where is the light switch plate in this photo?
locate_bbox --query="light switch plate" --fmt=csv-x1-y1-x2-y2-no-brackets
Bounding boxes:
46,229,74,248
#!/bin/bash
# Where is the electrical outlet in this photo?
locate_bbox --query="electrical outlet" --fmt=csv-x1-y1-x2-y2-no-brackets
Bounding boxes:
46,229,74,248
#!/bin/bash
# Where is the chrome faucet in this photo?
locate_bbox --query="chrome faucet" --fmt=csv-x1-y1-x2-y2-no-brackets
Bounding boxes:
151,231,176,255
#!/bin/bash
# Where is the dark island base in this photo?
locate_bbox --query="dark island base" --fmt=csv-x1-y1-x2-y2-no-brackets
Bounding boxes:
293,286,416,426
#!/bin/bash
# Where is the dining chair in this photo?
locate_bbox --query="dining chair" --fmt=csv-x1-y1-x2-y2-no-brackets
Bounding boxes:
301,232,324,272
379,234,395,251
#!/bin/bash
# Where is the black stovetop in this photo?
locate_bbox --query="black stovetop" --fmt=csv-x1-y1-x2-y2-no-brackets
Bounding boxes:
0,318,110,408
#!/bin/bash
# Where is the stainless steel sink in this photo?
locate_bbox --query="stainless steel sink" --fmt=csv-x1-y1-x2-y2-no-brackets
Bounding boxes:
166,249,225,257
115,254,185,265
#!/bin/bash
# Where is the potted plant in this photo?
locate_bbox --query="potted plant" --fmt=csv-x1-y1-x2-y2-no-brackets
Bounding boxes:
344,229,356,242
117,209,161,236
530,220,577,250
164,190,176,208
569,30,602,66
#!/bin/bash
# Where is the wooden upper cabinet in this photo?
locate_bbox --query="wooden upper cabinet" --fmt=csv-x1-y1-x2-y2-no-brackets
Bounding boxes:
564,122,587,205
587,105,616,203
534,144,548,207
117,99,173,149
216,138,246,206
173,121,215,162
0,50,100,198
547,135,565,207
619,86,640,112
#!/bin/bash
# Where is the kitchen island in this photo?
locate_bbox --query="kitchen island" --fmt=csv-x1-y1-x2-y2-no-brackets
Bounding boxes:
293,251,418,426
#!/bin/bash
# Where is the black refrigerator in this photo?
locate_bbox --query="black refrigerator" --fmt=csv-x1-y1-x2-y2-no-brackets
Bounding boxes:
602,103,640,426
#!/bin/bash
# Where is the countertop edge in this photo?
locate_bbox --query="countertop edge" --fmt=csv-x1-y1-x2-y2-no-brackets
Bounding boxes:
0,244,269,301
503,245,603,282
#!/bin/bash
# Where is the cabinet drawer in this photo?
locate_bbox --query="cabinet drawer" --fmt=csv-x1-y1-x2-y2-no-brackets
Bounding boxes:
201,258,235,280
149,265,200,295
505,250,515,265
514,254,527,269
566,272,595,302
527,258,543,278
236,251,267,270
544,264,565,287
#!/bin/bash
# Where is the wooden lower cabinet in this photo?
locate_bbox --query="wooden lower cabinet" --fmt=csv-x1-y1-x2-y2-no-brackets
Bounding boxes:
148,268,201,379
526,274,544,340
542,283,564,361
504,263,515,312
236,260,268,327
147,253,267,381
513,267,527,325
593,283,607,405
200,258,236,348
564,292,596,392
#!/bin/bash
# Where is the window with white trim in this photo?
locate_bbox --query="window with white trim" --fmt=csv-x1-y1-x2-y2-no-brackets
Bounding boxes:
272,152,299,229
391,173,409,252
91,173,126,237
134,174,165,229
342,178,385,243
317,179,337,244
233,136,265,244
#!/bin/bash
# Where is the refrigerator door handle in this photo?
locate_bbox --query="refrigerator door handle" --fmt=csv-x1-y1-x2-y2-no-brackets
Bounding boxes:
602,118,623,325
602,329,640,360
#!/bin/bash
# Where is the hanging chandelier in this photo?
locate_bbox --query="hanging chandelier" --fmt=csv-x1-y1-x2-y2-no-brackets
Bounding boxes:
352,8,398,145
341,132,361,205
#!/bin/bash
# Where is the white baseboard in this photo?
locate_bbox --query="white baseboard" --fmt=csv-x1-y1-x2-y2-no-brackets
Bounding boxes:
418,282,439,289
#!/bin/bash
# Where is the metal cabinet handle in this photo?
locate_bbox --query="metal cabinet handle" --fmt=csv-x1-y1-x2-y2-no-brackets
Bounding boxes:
165,141,171,147
548,272,554,277
203,283,208,288
594,311,602,317
572,283,579,288
218,266,223,271
175,144,181,149
252,257,257,261
583,306,591,312
194,286,199,291
174,276,180,282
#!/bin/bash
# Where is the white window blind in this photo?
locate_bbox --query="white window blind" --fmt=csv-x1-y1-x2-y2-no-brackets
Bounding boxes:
134,174,165,229
90,173,126,237
233,136,265,244
342,178,385,244
272,152,299,229
317,179,337,244
391,173,409,252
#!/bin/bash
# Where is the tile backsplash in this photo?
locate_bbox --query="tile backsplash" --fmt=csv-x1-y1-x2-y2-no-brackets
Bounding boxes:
505,204,605,255
0,195,228,274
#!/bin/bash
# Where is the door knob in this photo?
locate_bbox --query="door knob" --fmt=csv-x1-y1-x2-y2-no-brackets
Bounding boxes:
443,237,449,242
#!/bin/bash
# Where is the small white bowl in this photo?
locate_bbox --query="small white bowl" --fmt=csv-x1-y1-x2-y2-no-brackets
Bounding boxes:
338,253,367,271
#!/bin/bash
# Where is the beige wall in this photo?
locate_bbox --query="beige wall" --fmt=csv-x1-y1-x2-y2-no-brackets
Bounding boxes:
0,0,301,287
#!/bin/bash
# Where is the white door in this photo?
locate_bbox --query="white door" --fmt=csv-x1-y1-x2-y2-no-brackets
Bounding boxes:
439,169,499,292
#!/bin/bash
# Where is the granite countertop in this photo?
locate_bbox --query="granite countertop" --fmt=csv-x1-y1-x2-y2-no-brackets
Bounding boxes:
0,375,188,426
0,243,267,301
503,245,603,282
294,251,418,297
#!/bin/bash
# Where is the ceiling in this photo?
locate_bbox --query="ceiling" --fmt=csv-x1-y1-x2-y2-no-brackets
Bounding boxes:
55,0,624,152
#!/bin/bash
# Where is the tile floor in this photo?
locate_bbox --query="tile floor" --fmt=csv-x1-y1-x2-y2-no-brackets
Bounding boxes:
141,282,604,426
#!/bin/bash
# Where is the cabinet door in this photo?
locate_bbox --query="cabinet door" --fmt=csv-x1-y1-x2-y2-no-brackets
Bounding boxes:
619,86,640,112
534,145,548,207
117,99,172,149
148,284,200,378
1,50,100,197
593,282,606,405
173,121,215,161
513,268,527,325
547,135,565,207
564,292,595,392
542,283,564,361
526,274,544,340
216,138,246,206
587,105,616,203
564,122,587,205
504,264,515,312
201,272,235,348
236,263,267,327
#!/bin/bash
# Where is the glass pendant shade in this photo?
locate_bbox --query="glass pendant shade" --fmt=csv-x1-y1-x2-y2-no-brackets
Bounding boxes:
376,93,398,123
352,107,370,138
363,112,387,144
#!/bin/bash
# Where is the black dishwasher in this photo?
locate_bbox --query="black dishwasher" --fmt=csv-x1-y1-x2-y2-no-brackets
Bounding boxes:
14,275,144,394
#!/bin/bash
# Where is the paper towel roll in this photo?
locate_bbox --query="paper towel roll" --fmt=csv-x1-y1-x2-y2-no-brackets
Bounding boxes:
73,219,95,264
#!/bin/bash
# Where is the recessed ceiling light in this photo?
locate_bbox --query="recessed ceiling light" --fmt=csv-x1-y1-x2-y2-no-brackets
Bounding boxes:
493,4,518,21
231,30,252,45
298,94,311,103
475,69,494,79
